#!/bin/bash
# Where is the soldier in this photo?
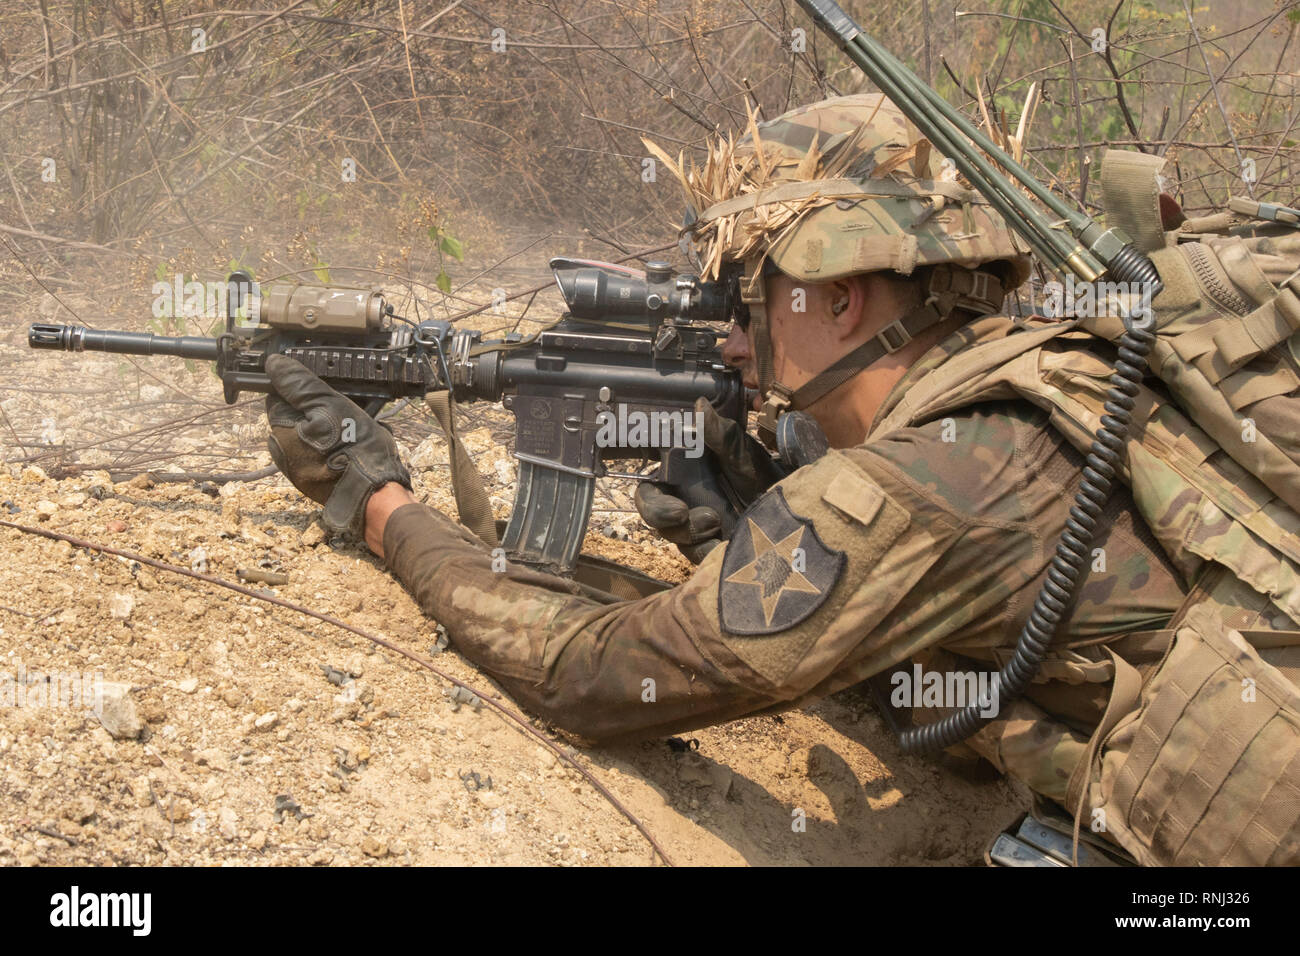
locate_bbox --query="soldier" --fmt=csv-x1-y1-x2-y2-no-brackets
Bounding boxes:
263,95,1300,865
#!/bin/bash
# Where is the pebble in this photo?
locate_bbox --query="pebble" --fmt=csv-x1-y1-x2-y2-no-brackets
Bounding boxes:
64,795,96,824
177,677,199,694
218,807,238,841
108,592,135,621
345,653,366,679
361,834,388,858
253,711,279,732
248,830,267,850
300,522,325,548
34,500,58,518
105,519,127,533
97,683,144,740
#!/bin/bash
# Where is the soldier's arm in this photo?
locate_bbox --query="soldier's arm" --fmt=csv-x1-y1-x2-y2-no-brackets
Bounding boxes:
369,402,1184,745
365,439,971,742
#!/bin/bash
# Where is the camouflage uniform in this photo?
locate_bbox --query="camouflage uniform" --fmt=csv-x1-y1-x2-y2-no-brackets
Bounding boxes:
379,96,1300,863
384,315,1192,757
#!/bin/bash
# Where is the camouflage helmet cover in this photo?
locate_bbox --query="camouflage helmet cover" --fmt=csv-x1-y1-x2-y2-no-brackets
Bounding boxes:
647,93,1031,289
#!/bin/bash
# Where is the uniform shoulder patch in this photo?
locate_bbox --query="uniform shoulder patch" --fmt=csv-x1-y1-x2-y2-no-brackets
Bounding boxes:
718,487,845,635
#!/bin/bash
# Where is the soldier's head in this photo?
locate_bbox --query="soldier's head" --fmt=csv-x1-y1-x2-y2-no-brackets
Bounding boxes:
662,94,1030,445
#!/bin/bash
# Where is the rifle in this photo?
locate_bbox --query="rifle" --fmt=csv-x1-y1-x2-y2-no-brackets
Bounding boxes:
28,259,749,576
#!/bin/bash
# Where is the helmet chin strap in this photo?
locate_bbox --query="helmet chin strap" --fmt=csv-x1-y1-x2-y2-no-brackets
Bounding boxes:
752,263,1006,448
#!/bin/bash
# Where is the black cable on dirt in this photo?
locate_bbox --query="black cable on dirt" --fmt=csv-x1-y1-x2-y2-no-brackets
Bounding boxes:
0,518,674,866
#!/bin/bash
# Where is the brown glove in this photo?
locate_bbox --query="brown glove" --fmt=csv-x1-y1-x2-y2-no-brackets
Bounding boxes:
634,397,786,563
264,354,411,536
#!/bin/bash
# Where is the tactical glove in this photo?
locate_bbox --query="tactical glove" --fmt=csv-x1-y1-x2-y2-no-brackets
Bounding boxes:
264,354,411,536
634,397,786,563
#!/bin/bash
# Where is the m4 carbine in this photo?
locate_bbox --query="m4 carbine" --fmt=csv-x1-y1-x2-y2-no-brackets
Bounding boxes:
28,259,748,576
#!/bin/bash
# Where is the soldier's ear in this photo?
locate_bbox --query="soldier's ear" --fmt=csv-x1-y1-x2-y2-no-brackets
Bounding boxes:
828,276,869,339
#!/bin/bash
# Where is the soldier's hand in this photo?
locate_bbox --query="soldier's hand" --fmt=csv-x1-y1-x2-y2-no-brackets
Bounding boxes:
634,397,786,563
264,354,411,536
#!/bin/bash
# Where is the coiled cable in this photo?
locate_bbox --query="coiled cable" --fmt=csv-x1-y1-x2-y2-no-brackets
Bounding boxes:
898,245,1161,753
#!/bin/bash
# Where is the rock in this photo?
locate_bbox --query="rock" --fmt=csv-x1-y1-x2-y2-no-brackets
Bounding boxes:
345,653,366,679
107,592,135,621
248,830,267,850
408,435,445,470
253,711,279,732
477,790,504,810
34,500,57,520
177,677,199,694
221,686,243,709
60,492,87,508
361,834,388,858
307,848,334,866
97,683,143,740
300,522,325,548
285,697,305,714
105,519,128,534
128,473,155,490
218,807,238,841
166,797,194,822
195,748,225,768
20,465,48,483
64,795,96,824
132,775,155,808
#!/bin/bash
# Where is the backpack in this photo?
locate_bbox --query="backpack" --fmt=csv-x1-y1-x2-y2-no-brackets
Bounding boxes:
868,156,1300,864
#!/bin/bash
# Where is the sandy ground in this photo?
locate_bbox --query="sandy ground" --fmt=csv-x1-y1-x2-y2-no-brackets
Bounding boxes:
0,249,1029,867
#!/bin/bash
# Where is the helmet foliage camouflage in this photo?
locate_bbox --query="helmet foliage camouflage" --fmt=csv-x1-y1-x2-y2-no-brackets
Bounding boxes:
645,93,1031,288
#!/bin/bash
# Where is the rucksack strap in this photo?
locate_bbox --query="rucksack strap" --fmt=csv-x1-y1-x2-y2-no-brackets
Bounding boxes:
1100,149,1171,253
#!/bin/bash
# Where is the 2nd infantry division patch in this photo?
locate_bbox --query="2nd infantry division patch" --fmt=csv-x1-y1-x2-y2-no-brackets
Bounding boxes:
719,488,845,635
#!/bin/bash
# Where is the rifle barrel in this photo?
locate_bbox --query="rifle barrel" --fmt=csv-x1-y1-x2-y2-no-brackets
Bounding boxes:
28,324,220,362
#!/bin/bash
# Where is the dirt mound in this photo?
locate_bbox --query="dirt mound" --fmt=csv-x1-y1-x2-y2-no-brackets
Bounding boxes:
0,461,1026,867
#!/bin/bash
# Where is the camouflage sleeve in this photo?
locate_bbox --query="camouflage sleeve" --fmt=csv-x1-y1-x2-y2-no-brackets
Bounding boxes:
383,400,1186,745
381,502,788,741
379,419,964,741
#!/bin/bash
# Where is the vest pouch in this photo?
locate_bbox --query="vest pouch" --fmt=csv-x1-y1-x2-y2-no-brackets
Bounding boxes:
1069,603,1300,865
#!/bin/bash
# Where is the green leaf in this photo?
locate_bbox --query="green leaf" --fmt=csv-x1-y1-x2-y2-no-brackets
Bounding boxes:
313,264,330,284
439,234,464,261
154,261,168,283
1288,8,1300,24
435,270,451,293
428,225,439,242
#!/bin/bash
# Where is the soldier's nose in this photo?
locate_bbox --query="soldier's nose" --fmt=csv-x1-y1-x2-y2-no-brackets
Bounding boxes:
722,323,751,368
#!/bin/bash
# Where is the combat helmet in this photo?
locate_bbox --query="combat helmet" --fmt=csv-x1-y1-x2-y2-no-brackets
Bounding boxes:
646,93,1032,439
